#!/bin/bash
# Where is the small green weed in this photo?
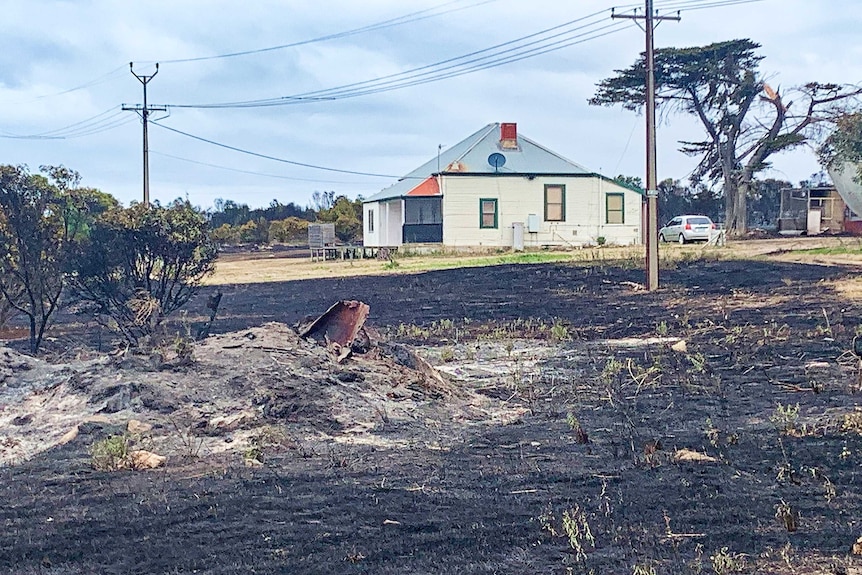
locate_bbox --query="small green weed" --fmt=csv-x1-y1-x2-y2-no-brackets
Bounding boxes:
245,424,290,464
566,412,589,443
538,506,559,537
600,357,625,384
705,417,720,448
769,403,800,435
687,352,707,373
440,347,455,362
91,434,131,471
723,326,743,346
550,320,570,342
562,505,595,562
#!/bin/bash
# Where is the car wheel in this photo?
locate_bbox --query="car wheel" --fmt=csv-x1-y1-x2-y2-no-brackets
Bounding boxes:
659,232,666,243
678,234,686,245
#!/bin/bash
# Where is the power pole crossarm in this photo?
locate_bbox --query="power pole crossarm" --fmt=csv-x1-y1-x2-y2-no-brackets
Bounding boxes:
123,62,166,207
611,2,679,292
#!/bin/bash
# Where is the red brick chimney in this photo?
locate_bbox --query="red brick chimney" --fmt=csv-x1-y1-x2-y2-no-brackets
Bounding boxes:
500,122,518,149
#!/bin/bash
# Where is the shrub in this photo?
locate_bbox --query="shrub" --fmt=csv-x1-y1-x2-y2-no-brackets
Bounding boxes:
91,434,131,471
268,217,309,243
0,165,95,353
67,200,218,344
237,217,269,244
317,195,363,243
210,223,239,245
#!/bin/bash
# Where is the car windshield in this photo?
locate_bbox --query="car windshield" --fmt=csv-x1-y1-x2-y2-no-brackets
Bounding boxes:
688,217,711,225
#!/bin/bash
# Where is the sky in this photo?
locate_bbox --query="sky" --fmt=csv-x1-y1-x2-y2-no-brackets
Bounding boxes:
1,0,860,210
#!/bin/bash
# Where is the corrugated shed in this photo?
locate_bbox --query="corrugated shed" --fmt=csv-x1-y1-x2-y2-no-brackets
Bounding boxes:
365,123,594,203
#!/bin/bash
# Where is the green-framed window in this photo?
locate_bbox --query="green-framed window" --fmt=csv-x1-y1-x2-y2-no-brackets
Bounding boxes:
544,184,565,222
480,198,498,229
606,193,624,224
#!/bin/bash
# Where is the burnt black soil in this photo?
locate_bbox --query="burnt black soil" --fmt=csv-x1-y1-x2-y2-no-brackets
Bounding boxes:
202,258,854,333
3,258,862,574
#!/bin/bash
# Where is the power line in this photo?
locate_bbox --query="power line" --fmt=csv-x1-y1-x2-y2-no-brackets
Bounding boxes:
651,0,765,11
0,106,137,140
294,8,618,98
150,150,378,185
164,8,628,109
312,24,633,101
160,0,754,110
151,121,413,179
0,64,128,105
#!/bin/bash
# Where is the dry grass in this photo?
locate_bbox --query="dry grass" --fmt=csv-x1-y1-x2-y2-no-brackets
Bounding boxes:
827,276,862,301
206,249,596,285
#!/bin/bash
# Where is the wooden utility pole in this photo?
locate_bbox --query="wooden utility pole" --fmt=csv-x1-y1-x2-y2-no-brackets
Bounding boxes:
123,62,166,207
612,1,679,291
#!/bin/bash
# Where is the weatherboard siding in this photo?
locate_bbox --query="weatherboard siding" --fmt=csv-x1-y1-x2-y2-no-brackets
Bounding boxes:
364,199,404,247
364,201,381,246
441,176,641,247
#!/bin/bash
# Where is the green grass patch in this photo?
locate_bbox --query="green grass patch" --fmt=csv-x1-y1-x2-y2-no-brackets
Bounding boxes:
391,251,575,272
796,245,862,256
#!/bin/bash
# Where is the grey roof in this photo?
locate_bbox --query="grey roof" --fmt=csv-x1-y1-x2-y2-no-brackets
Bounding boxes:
365,123,594,203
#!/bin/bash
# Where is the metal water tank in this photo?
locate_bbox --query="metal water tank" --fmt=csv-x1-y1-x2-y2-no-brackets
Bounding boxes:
830,162,862,216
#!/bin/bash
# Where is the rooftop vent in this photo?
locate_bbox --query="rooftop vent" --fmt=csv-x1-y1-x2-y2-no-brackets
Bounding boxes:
500,122,518,150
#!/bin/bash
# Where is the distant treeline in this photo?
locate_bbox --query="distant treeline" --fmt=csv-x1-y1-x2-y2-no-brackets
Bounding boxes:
209,193,363,245
210,198,314,228
615,175,824,229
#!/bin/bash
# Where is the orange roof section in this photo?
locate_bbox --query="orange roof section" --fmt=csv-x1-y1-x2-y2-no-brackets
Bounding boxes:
405,176,440,196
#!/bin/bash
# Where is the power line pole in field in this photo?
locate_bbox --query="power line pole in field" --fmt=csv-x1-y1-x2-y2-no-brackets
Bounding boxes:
612,1,679,291
123,62,166,207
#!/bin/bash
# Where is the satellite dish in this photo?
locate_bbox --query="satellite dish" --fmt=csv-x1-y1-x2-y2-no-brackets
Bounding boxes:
488,153,506,172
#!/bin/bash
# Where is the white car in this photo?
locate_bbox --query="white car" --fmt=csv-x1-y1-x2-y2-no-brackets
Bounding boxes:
659,215,715,244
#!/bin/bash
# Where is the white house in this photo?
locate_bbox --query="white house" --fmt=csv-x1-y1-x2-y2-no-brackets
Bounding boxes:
363,123,643,249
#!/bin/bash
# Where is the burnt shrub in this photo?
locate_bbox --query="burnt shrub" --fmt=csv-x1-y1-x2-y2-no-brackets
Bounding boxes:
67,200,218,344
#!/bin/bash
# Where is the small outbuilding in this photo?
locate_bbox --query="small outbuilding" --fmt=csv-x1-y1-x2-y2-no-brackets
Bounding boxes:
778,185,862,235
362,123,643,250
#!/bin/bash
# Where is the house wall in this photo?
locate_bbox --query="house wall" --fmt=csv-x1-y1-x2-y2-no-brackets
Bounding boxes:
364,202,380,246
441,175,641,247
363,199,404,247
